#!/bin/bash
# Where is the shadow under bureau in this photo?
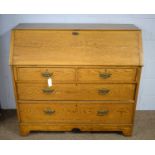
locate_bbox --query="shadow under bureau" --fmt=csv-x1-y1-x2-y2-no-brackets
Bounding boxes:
9,23,143,136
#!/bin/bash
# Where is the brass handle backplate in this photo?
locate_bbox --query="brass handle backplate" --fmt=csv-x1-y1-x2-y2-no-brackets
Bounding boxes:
42,88,54,94
97,110,109,116
72,31,79,35
42,71,53,77
44,109,55,115
98,88,110,95
99,73,111,79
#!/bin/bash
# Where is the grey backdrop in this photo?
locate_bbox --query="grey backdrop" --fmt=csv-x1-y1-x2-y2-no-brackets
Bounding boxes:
0,14,155,110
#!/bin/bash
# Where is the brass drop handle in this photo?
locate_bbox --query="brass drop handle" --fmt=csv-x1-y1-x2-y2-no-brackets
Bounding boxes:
97,110,109,116
42,71,53,77
44,109,55,115
42,88,54,94
72,31,79,35
98,88,110,95
99,73,111,79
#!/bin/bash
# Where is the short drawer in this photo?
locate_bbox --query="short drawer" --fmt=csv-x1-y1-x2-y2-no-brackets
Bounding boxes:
17,83,135,101
19,103,133,124
78,68,137,83
16,67,75,82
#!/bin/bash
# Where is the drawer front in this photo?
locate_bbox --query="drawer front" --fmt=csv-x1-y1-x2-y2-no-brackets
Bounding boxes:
16,67,75,82
78,68,137,82
19,103,133,124
17,83,135,101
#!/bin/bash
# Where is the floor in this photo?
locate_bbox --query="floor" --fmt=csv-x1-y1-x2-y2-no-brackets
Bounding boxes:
0,110,155,140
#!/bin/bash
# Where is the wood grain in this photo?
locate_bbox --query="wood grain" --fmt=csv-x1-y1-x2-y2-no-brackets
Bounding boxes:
17,83,136,101
19,103,134,124
19,123,132,136
9,24,143,136
16,67,75,82
9,30,15,65
11,30,141,66
78,68,137,83
14,23,140,30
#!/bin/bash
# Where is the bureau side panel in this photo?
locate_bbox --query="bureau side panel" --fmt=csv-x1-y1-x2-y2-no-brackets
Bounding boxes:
132,67,142,124
10,66,20,121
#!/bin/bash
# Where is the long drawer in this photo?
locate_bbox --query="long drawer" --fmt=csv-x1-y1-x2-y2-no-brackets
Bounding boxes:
19,103,133,124
17,83,135,101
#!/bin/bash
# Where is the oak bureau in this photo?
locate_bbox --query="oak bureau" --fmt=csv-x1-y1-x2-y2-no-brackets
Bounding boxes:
9,23,143,136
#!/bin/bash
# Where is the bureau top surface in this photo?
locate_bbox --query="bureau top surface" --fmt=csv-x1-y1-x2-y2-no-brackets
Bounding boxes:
10,23,143,66
14,23,140,30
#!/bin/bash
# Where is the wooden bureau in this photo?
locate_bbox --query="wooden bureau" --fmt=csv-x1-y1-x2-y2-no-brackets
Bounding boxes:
9,23,143,136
